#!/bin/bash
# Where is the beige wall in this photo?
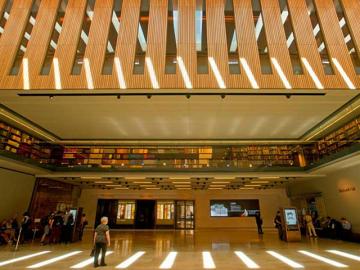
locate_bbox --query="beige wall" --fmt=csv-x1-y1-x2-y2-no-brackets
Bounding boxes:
287,164,360,233
0,168,36,220
78,188,290,229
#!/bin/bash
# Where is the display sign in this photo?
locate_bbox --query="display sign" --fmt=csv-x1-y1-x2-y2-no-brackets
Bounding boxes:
284,208,298,226
210,200,260,217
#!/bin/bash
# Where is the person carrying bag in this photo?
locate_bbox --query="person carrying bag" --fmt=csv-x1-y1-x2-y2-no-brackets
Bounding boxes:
93,217,111,268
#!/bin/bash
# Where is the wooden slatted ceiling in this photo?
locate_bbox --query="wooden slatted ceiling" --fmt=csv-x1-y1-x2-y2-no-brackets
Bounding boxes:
314,0,357,88
54,0,87,89
0,0,358,90
336,0,360,84
0,0,33,89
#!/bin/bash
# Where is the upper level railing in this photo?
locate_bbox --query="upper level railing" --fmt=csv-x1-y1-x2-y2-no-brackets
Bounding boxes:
0,115,359,171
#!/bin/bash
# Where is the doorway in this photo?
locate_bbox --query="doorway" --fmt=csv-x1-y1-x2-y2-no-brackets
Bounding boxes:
176,201,195,229
135,200,156,229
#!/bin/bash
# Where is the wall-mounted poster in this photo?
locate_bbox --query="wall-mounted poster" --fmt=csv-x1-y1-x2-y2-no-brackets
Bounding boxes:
210,200,260,217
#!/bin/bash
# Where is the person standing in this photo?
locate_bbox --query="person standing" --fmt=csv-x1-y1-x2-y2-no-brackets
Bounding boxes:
94,217,111,268
274,211,283,240
304,211,317,238
255,211,263,234
79,214,88,241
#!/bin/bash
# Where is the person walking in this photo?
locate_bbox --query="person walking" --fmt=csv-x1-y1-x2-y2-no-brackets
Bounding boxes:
304,211,317,238
255,211,263,234
93,217,111,268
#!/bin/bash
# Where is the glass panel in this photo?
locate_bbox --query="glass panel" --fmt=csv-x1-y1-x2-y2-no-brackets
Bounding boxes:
196,0,208,74
40,0,68,75
102,0,122,75
71,0,95,75
157,201,175,220
165,0,178,74
252,0,272,74
278,0,303,75
305,0,334,75
133,0,149,74
116,200,135,224
224,0,240,74
333,0,360,74
9,0,40,76
0,0,13,39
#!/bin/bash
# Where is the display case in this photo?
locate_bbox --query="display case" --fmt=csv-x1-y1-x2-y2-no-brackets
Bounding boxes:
116,201,136,225
156,201,175,226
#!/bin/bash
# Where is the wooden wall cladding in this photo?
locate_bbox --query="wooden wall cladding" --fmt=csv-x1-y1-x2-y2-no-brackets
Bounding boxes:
0,0,359,90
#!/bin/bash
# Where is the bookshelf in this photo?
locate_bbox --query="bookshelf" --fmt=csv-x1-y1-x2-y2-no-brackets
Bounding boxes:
316,116,360,158
0,122,52,163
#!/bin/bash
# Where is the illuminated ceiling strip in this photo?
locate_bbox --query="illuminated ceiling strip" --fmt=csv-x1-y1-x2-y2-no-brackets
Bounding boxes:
112,11,120,33
202,252,216,269
138,24,147,52
313,24,320,36
332,58,356,89
286,32,294,48
208,57,226,89
298,250,348,268
87,10,94,20
159,252,177,269
270,58,292,89
71,251,114,268
173,10,179,45
177,56,193,89
267,251,304,268
114,57,127,89
280,10,289,24
234,251,259,269
145,57,160,89
116,251,145,268
23,58,30,90
0,26,3,33
239,58,259,89
84,58,94,89
4,12,9,20
301,58,324,89
255,14,263,41
230,31,237,52
53,58,62,90
27,251,82,268
0,251,51,267
326,250,360,261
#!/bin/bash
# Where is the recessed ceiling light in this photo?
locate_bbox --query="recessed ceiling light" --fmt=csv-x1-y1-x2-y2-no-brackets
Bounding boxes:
251,181,269,184
95,181,113,184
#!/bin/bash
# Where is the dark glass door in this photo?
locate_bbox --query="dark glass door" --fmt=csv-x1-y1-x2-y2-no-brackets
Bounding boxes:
176,201,195,229
135,200,156,229
95,199,118,228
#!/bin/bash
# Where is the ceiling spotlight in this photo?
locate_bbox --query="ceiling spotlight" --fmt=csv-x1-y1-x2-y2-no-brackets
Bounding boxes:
249,164,253,168
49,95,54,100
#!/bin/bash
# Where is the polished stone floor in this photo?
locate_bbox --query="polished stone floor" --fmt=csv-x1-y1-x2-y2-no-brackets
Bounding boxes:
1,230,360,269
